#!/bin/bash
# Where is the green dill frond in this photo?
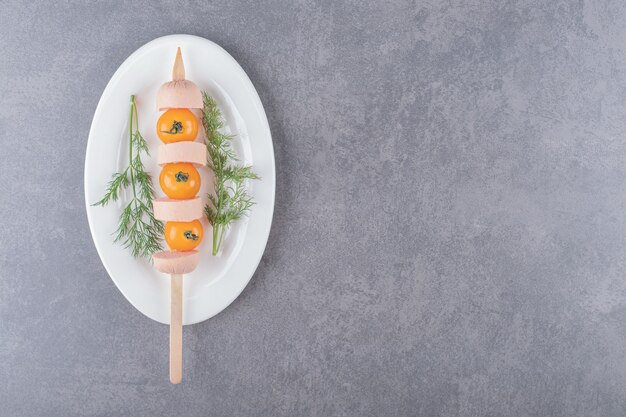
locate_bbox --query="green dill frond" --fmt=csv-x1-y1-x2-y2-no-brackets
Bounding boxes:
93,170,129,207
94,95,163,259
201,91,259,255
132,131,149,155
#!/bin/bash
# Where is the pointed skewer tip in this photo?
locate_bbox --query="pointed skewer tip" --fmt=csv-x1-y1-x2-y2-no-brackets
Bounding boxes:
172,47,185,81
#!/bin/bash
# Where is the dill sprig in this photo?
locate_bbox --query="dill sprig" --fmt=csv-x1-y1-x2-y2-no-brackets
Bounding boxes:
93,95,163,259
202,92,259,255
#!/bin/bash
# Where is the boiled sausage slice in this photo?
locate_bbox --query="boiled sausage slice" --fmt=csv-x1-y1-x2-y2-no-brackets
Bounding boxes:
158,142,207,167
153,197,204,222
153,250,200,274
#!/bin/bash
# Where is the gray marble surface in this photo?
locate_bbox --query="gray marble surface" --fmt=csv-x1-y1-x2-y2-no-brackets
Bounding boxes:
1,1,626,416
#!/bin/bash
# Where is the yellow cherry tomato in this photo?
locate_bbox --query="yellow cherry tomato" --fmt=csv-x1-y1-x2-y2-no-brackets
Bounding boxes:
157,108,198,143
159,163,200,199
165,220,204,251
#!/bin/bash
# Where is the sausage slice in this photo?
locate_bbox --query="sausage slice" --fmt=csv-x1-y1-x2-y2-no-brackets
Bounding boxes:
153,197,204,222
158,142,207,167
153,250,200,274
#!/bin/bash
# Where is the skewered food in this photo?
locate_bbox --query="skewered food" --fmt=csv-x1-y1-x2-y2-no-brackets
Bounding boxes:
165,220,204,251
157,142,207,166
152,47,205,384
159,162,201,199
157,108,199,143
156,48,203,111
153,197,204,222
153,250,200,274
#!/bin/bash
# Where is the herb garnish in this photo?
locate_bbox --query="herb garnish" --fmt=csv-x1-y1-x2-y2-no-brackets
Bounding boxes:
202,92,259,255
94,95,163,258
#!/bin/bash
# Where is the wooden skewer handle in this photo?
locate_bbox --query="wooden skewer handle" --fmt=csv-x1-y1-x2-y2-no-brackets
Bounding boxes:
170,273,183,384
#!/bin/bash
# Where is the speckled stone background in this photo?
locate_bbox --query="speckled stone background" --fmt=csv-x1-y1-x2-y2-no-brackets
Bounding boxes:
1,1,626,416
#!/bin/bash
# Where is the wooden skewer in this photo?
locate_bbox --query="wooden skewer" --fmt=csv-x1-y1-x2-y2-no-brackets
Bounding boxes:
167,47,188,385
172,47,185,81
170,273,183,384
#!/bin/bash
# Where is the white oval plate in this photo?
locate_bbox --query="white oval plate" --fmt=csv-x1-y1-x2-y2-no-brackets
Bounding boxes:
85,35,275,325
